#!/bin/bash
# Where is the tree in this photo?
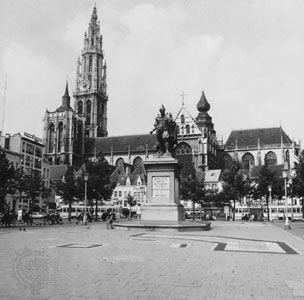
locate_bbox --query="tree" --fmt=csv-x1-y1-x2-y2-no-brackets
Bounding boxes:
180,174,204,221
293,150,304,217
78,154,115,221
56,167,79,222
0,149,15,212
127,193,136,219
222,161,250,221
23,170,46,213
255,165,283,221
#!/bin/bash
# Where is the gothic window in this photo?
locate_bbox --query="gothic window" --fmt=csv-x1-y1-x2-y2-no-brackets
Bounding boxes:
265,151,277,167
86,115,90,125
133,156,143,168
186,124,190,134
89,55,93,72
86,100,91,114
91,38,94,46
181,126,184,135
57,122,63,152
242,152,254,170
285,150,290,168
78,101,83,114
48,123,55,153
176,126,180,135
192,125,195,133
223,154,233,170
181,115,185,124
175,142,193,179
116,158,124,167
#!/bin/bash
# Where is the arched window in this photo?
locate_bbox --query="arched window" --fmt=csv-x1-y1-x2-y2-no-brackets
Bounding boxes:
285,150,290,168
181,126,184,135
181,115,185,124
175,142,193,179
89,55,93,72
78,101,83,114
223,154,233,170
192,125,195,133
116,158,124,167
242,152,254,170
265,151,277,167
91,38,94,46
57,122,63,152
48,123,55,153
186,124,190,134
176,126,180,135
133,156,143,168
86,100,91,114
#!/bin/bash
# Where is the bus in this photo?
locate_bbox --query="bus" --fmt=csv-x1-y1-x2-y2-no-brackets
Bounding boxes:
234,204,303,221
57,204,121,219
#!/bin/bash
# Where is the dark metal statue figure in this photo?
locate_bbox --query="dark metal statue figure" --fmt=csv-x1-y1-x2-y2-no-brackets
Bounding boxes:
150,105,177,156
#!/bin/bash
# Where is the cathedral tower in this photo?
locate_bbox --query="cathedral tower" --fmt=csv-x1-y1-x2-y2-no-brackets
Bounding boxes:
74,6,108,138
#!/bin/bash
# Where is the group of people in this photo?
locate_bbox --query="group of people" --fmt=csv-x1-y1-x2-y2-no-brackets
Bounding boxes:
0,210,33,227
241,213,255,222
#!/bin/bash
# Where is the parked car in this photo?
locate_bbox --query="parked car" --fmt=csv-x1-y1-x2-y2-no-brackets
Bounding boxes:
31,212,44,219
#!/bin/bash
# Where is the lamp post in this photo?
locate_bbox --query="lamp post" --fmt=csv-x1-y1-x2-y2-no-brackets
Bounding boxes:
268,185,272,222
83,173,89,225
282,162,290,228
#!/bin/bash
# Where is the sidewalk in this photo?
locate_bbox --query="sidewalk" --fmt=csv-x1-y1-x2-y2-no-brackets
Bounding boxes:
1,221,304,299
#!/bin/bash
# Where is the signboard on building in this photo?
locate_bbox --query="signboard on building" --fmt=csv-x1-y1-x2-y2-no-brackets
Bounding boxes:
152,176,170,198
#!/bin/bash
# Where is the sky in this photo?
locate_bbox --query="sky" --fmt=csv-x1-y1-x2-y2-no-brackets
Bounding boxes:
0,0,304,145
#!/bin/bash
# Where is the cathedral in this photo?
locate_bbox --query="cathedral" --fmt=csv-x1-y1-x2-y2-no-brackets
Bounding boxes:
43,6,222,183
43,6,108,167
42,5,300,199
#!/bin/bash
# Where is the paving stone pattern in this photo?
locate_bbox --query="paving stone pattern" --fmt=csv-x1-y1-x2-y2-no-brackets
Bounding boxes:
1,221,304,299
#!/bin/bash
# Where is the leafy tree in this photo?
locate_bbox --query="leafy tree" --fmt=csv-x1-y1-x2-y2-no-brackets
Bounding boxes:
0,148,15,212
127,193,136,219
56,167,79,222
180,174,204,221
23,170,46,213
293,150,304,217
222,161,250,221
78,154,115,221
254,165,283,221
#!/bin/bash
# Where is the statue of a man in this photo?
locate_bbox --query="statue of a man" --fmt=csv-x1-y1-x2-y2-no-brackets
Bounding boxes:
150,105,177,156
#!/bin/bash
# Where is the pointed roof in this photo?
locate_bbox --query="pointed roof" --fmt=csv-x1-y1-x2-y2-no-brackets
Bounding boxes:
91,5,98,22
225,127,292,150
197,91,210,113
61,80,71,108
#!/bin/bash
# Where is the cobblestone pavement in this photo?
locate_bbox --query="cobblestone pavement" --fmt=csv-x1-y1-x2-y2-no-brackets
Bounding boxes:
1,221,304,300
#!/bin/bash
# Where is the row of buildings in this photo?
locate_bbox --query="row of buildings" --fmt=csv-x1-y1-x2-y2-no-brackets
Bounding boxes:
1,6,301,213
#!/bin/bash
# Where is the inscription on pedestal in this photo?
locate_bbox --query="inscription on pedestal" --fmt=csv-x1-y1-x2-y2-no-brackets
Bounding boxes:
152,176,169,198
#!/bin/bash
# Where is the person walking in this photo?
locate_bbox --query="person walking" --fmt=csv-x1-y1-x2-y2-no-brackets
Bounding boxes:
106,211,115,229
136,204,142,220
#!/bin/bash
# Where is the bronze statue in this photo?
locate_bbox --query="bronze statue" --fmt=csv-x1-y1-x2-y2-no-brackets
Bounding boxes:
150,105,177,156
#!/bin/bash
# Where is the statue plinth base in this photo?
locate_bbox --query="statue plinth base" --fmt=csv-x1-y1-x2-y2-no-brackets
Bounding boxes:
141,156,185,221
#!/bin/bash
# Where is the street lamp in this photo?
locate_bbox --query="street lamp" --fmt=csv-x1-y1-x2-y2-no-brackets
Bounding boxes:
83,173,89,225
282,162,290,228
268,185,272,222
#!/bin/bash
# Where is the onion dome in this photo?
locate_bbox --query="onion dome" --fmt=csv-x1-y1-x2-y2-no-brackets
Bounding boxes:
197,91,210,113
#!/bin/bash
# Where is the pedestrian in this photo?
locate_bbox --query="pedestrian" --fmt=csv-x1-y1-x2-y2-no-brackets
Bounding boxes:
136,204,142,220
106,211,115,229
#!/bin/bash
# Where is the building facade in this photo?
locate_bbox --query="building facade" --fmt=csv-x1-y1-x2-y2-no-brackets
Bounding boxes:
223,127,300,174
43,6,108,167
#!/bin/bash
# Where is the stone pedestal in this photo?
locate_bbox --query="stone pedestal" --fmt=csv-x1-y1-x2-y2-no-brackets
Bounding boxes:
142,156,185,221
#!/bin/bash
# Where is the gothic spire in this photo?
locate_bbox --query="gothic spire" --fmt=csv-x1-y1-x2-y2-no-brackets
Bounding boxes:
62,80,70,107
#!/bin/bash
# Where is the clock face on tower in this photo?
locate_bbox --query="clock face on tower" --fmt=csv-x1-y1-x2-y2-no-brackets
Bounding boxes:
80,79,90,91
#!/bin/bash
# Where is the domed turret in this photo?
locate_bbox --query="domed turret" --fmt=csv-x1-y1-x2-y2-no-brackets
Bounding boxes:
197,91,210,113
